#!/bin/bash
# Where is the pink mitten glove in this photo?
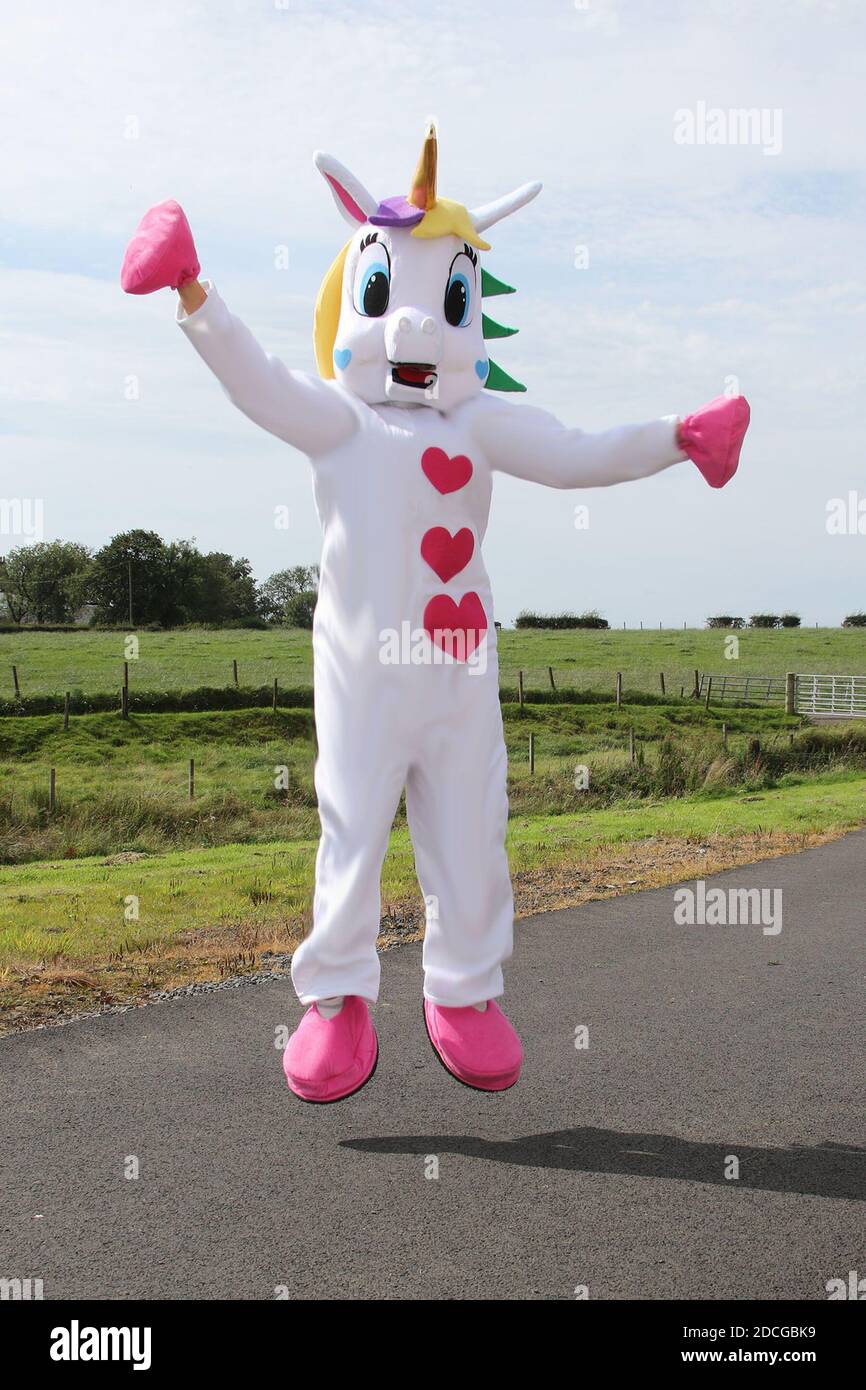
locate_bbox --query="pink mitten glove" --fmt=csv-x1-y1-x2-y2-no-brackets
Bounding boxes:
677,394,750,489
120,200,200,295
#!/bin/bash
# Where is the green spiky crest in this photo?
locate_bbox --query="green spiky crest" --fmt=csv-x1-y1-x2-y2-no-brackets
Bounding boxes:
481,268,516,297
484,360,526,392
482,313,518,340
480,265,525,389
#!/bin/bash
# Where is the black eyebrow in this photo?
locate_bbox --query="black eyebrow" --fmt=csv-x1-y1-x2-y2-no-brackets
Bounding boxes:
463,243,478,266
359,231,379,251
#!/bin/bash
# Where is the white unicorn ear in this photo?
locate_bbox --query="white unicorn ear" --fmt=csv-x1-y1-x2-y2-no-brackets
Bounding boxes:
470,180,542,234
314,151,379,227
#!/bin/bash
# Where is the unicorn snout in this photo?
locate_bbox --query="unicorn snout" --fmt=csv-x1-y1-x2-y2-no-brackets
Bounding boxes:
385,307,442,369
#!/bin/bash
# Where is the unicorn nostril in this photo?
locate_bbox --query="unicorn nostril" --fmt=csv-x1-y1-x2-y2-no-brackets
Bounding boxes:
398,316,412,334
421,316,436,335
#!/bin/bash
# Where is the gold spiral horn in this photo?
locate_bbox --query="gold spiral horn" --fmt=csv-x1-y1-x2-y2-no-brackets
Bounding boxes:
407,122,438,211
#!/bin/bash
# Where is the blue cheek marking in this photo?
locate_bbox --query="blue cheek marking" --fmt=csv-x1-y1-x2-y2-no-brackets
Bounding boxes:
333,347,352,370
475,358,489,381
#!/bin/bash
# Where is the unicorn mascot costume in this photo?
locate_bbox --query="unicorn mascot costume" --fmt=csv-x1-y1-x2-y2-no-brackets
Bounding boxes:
121,125,749,1102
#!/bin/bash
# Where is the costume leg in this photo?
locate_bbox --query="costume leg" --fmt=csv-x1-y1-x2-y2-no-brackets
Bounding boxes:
291,677,407,1007
405,669,514,1006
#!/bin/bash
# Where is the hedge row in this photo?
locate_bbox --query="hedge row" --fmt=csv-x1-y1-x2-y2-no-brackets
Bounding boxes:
0,684,697,718
515,612,610,630
0,685,316,717
707,615,801,629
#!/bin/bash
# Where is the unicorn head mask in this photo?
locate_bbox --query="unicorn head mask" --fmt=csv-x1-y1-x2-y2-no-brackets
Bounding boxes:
312,124,542,412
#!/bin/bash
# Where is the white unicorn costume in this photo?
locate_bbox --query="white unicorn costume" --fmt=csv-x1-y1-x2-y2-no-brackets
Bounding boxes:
121,126,749,1099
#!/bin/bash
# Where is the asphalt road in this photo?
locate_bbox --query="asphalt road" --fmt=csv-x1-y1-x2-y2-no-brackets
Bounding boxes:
2,832,864,1300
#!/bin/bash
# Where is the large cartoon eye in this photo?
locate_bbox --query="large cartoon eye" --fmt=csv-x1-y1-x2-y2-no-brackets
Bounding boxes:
353,236,391,317
444,250,475,327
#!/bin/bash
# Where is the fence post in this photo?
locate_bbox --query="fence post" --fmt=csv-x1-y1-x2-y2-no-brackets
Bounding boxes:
12,665,20,699
232,659,238,687
785,672,796,716
529,732,535,774
518,670,525,709
722,722,727,749
48,767,56,813
548,665,556,692
615,672,622,708
188,758,195,799
121,685,129,720
705,676,713,709
629,727,636,763
124,661,129,691
63,692,70,732
659,672,665,696
273,677,279,712
693,668,700,698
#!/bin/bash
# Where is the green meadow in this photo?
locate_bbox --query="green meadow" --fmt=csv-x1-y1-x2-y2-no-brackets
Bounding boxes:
2,625,864,701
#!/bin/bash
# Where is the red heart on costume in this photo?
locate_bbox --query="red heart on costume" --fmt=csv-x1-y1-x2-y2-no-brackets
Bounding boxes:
424,592,488,660
421,447,473,494
420,527,474,583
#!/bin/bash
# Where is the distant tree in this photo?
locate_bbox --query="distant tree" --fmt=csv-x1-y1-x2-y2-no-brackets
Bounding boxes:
89,531,259,627
842,613,866,628
749,614,781,629
0,541,92,624
89,530,174,626
190,552,259,624
283,590,318,629
258,565,319,624
780,613,801,628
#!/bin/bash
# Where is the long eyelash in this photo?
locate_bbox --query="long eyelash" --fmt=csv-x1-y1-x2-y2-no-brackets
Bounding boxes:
464,243,478,267
359,232,379,251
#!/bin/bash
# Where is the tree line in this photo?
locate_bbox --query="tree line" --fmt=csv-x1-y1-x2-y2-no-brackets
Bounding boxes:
0,531,319,628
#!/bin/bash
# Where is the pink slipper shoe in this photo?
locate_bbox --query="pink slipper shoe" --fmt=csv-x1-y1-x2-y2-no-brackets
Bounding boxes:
120,199,200,295
282,996,378,1103
678,394,750,489
423,999,522,1092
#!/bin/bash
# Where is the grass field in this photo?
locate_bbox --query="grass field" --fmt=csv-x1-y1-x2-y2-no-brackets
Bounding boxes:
2,626,865,1031
2,625,865,700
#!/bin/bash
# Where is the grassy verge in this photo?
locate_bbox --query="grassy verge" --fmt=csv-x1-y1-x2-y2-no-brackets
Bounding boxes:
2,773,865,1034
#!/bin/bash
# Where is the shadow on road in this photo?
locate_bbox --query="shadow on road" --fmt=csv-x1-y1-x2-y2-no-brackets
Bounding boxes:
342,1128,866,1202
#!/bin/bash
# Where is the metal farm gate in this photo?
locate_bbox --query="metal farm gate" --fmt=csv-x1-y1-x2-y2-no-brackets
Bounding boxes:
697,673,787,705
796,673,866,719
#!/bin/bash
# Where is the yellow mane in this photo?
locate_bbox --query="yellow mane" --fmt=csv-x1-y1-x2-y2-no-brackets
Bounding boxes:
313,241,351,380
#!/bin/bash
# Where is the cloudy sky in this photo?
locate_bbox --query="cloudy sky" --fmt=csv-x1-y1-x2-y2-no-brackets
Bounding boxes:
2,0,864,625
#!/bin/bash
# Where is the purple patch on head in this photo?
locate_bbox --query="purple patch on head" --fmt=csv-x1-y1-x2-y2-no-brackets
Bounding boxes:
369,195,425,228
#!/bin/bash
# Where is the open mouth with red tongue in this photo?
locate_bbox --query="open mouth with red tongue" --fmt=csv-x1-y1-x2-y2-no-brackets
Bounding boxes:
390,361,437,390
